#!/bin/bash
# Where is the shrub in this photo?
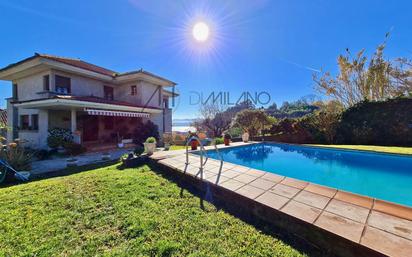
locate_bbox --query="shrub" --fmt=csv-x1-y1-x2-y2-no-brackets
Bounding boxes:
134,145,144,156
35,149,51,160
145,137,157,144
214,137,224,145
63,142,86,156
336,98,412,146
47,128,73,149
0,140,32,171
133,120,159,144
224,134,231,140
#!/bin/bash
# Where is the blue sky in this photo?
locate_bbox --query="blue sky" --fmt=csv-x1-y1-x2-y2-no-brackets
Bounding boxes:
1,0,411,119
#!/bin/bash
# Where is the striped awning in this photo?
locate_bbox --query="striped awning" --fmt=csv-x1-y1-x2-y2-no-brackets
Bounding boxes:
85,108,150,118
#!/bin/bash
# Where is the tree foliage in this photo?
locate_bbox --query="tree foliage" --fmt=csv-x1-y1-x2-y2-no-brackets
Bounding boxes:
193,101,255,137
233,109,274,137
313,36,412,107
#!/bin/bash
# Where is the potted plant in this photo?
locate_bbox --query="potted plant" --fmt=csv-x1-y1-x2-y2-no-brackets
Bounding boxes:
223,133,231,146
144,137,157,155
242,130,250,143
187,131,198,150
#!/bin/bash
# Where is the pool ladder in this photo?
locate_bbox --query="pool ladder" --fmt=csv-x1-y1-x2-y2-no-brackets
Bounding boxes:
185,136,223,179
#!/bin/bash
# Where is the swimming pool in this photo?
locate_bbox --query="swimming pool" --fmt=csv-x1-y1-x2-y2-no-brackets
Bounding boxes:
202,143,412,207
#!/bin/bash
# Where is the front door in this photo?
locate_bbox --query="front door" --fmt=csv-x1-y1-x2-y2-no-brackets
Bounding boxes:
83,115,99,142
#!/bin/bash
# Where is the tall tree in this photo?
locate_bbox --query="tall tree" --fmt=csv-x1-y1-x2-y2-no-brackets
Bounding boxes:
313,36,412,107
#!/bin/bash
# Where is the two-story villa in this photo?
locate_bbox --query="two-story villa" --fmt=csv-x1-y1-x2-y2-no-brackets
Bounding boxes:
0,53,177,150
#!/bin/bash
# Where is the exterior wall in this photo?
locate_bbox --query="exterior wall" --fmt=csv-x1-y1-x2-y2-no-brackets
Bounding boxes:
150,112,165,137
15,108,49,149
53,70,112,98
17,108,40,148
115,82,142,105
115,81,163,109
140,81,163,108
6,99,15,142
164,108,172,133
14,70,50,101
48,110,71,129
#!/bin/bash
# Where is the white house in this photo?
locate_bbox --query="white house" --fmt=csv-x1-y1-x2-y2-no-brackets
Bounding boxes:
0,53,178,150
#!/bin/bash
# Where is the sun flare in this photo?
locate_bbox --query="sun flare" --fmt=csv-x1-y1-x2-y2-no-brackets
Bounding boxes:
192,22,210,42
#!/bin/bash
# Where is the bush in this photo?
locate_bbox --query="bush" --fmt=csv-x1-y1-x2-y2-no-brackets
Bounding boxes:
134,145,144,156
214,137,224,145
133,120,159,144
224,134,232,140
47,128,73,149
0,140,32,171
336,98,412,146
145,137,156,144
35,149,51,160
227,127,242,138
63,142,86,156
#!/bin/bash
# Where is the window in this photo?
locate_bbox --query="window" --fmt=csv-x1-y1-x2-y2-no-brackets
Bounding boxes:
31,114,39,130
20,115,29,130
12,84,18,99
43,75,50,91
131,85,137,96
55,75,71,94
104,86,114,100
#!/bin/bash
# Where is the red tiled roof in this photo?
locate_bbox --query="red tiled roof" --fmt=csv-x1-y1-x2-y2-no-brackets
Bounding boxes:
37,53,117,77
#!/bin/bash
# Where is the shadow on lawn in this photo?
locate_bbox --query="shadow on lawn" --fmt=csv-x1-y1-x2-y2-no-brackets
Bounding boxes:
0,160,120,189
146,161,326,257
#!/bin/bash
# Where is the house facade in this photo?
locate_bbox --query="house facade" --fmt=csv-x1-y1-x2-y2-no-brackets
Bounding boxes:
0,53,177,149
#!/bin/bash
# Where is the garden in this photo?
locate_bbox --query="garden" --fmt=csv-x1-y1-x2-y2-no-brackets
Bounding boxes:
0,163,315,257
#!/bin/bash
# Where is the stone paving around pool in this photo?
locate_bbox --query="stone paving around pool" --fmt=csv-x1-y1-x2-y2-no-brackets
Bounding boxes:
152,142,412,257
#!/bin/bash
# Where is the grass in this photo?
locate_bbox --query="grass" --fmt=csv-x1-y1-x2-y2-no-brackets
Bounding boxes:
0,163,309,257
308,144,412,155
169,145,186,150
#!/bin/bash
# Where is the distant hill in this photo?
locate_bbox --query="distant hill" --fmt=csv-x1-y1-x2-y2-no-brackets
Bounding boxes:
172,119,195,126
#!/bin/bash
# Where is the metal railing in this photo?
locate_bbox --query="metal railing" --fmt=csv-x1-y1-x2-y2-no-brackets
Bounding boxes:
185,136,224,180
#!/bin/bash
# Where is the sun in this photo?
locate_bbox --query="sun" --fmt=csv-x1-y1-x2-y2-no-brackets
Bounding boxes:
192,22,210,42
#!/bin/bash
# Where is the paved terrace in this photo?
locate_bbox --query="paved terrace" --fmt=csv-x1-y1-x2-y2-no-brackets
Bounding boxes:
151,142,412,257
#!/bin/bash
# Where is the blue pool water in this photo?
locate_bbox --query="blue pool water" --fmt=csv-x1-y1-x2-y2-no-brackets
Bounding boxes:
203,143,412,207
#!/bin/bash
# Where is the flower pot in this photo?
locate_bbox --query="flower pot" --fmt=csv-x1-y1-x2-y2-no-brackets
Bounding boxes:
164,143,170,151
224,138,230,146
144,142,156,155
242,132,249,143
191,140,198,150
66,159,78,167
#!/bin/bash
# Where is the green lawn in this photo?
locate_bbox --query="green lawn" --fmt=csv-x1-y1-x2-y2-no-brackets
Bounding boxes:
169,145,186,151
0,164,310,257
307,144,412,155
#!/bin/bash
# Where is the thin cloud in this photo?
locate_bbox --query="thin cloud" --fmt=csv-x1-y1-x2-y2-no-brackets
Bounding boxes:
282,59,321,73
